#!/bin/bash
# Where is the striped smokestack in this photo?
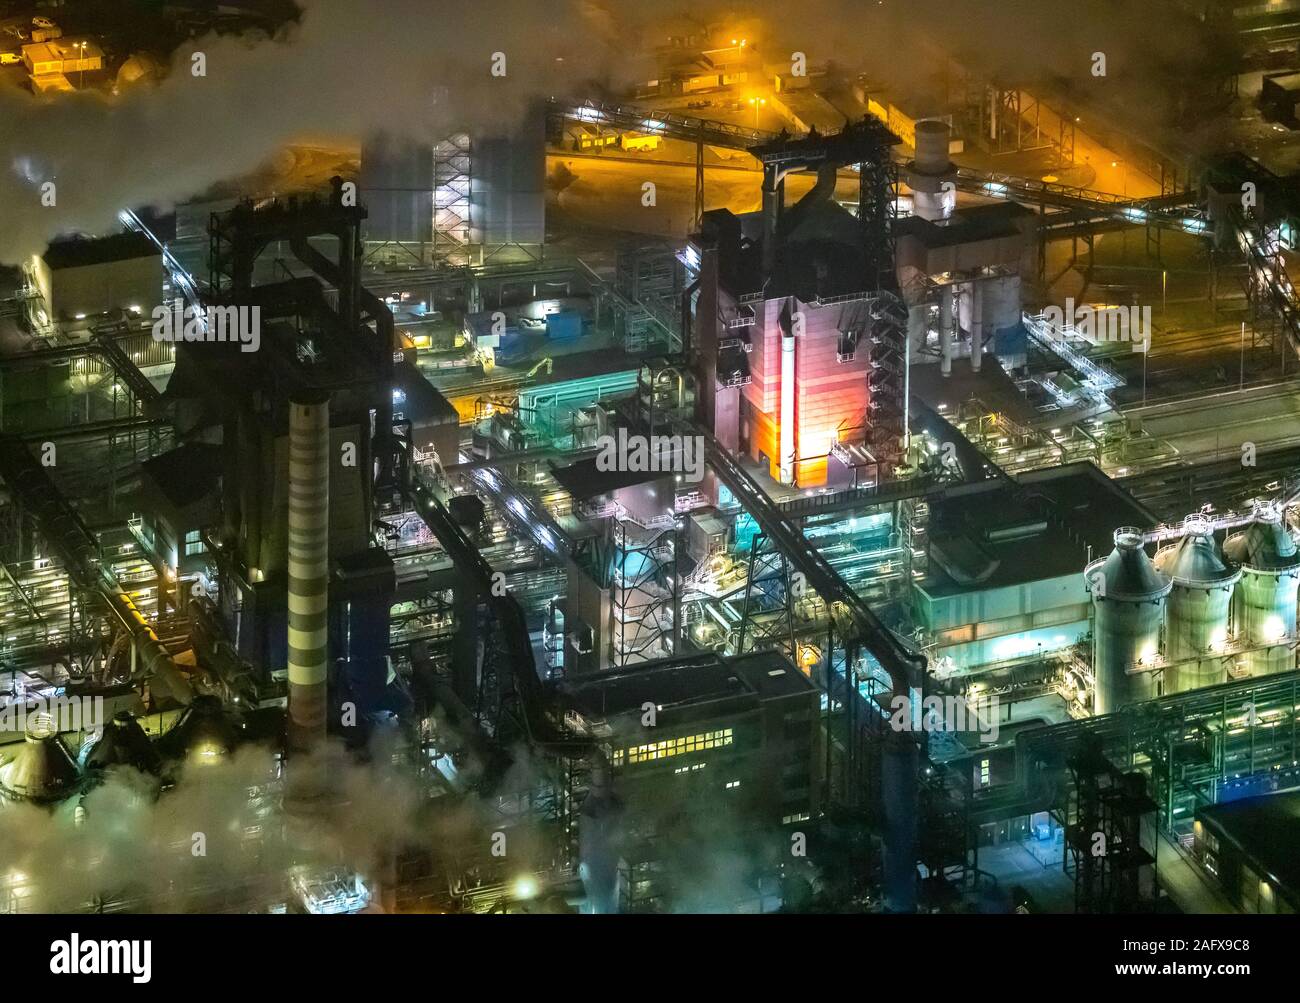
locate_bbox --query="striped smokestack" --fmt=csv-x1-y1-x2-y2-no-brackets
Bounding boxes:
287,390,330,754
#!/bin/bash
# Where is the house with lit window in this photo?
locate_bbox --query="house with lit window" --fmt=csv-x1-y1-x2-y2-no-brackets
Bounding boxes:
562,649,819,911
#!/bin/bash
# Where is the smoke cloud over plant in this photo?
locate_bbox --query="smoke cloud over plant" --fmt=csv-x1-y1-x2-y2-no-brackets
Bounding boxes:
0,0,1220,264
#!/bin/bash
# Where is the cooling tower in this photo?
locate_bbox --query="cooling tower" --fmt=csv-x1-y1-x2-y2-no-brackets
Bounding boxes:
1224,508,1300,676
1155,520,1241,693
1086,528,1171,714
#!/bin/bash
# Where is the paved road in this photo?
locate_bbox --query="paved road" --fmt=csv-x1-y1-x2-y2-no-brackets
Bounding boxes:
1128,382,1300,463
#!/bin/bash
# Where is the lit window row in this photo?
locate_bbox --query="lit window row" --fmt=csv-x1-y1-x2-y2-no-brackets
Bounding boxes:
612,728,734,766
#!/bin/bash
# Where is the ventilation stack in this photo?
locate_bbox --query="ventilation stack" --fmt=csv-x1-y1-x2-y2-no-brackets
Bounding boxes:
1224,507,1300,676
903,119,955,222
1086,528,1171,714
1155,520,1241,694
287,390,331,755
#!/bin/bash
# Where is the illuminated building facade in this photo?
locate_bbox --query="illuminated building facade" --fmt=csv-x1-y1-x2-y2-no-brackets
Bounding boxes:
563,650,819,911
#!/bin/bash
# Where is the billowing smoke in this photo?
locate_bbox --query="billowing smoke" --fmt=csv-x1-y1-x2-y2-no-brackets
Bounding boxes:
0,727,570,913
0,0,1225,265
0,0,631,264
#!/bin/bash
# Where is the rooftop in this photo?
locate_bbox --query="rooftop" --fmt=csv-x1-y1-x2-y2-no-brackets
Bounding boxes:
139,441,222,511
561,650,812,732
918,462,1158,596
1197,790,1300,905
549,454,663,501
42,232,160,271
22,37,103,63
895,202,1036,250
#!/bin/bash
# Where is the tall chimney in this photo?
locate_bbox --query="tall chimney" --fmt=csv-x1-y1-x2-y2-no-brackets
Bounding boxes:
287,389,330,754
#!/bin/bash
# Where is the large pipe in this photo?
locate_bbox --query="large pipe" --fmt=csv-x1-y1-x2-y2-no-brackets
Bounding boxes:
779,330,796,484
939,288,953,377
762,168,784,279
882,730,918,912
287,390,331,754
970,281,984,374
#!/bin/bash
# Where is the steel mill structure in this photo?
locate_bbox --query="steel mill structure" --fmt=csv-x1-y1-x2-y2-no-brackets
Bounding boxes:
5,11,1300,919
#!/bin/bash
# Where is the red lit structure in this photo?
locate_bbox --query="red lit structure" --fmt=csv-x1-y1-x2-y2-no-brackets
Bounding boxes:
686,119,906,489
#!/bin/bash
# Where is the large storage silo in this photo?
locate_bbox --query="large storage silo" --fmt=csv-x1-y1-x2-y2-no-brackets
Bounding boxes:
1086,528,1171,714
1224,508,1300,676
1154,521,1241,693
0,718,81,805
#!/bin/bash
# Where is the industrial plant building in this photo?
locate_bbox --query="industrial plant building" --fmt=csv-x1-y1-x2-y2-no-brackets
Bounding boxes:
3,1,1300,925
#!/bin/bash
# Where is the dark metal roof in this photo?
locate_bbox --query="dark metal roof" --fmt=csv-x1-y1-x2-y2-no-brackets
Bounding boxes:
139,441,223,511
549,455,662,501
84,711,163,775
1091,529,1172,602
1197,790,1300,906
561,650,811,726
1224,516,1300,573
1155,528,1241,588
42,232,159,270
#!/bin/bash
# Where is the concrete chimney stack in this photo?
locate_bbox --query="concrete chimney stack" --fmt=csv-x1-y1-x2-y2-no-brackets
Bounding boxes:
904,119,956,222
287,390,331,754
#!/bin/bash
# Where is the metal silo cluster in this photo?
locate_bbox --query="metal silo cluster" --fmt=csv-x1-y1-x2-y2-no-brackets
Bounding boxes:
1086,508,1300,714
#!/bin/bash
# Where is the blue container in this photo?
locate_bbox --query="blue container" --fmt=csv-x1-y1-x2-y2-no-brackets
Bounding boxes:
545,311,584,342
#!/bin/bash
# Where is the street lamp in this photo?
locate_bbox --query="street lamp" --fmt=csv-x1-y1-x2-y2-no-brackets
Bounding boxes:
76,41,86,89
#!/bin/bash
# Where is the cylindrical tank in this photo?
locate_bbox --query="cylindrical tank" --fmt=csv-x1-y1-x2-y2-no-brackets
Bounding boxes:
1086,528,1171,714
1154,519,1241,693
1224,508,1300,675
156,694,237,765
906,119,954,221
82,710,163,776
915,120,952,175
0,717,80,804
